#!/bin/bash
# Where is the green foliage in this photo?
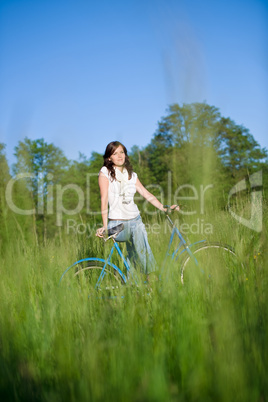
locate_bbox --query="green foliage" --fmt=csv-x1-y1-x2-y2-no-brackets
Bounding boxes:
13,138,69,244
0,204,267,401
0,144,12,252
218,117,267,176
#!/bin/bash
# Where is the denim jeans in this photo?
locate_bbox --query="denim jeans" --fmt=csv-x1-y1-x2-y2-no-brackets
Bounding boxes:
107,215,156,275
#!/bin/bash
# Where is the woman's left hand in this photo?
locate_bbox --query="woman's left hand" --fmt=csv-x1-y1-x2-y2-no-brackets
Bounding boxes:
163,205,180,212
170,204,180,211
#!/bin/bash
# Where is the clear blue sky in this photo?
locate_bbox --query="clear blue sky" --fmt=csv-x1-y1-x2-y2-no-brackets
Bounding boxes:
0,0,267,166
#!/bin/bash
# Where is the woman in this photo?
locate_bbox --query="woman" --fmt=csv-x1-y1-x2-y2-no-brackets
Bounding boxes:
96,141,179,275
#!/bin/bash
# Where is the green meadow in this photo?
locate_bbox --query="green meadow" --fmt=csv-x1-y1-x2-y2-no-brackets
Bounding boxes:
0,204,267,402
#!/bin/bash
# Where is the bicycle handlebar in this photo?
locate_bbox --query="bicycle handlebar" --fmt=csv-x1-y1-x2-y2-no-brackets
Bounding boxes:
163,205,182,227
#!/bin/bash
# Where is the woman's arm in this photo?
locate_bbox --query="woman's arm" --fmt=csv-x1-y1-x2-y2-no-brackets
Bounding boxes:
96,172,109,237
135,178,179,212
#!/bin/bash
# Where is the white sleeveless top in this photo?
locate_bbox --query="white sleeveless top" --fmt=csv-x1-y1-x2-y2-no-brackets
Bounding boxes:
99,166,140,220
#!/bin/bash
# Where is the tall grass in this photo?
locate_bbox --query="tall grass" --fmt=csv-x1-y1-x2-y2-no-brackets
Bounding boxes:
0,203,267,401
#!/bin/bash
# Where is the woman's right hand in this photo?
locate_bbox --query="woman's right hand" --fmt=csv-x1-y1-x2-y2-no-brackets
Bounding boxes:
96,226,106,238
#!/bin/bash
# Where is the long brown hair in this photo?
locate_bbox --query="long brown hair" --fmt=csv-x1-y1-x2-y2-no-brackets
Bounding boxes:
103,141,133,181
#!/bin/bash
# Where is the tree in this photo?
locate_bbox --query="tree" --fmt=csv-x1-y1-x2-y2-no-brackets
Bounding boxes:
61,151,103,223
142,102,267,208
141,104,223,203
13,138,69,244
218,117,267,180
129,145,153,185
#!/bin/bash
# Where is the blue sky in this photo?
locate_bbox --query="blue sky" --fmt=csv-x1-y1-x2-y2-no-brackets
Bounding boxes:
0,0,267,166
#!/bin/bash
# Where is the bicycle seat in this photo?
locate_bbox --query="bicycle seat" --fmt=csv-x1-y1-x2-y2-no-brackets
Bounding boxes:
107,223,124,237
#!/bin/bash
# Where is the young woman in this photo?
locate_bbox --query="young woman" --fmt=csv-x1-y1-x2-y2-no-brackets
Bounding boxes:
96,141,179,275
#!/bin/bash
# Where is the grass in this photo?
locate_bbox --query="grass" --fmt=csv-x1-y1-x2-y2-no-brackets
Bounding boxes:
0,204,268,401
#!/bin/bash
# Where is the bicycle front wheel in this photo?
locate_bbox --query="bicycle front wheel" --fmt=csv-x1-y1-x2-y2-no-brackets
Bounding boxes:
181,242,243,287
61,260,125,294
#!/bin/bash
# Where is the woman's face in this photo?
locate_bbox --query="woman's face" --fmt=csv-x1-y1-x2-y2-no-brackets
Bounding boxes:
109,145,126,167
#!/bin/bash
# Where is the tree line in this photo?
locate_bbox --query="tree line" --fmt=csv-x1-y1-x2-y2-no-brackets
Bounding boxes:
0,102,267,252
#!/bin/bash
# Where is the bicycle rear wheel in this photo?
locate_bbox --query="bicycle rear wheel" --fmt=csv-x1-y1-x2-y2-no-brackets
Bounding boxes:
180,242,243,287
61,260,125,295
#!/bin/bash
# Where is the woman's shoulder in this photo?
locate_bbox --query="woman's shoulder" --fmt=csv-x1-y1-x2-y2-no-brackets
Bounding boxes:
131,171,138,182
99,166,110,178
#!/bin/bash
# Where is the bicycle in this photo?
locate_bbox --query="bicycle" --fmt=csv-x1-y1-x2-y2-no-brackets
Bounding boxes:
59,207,243,293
